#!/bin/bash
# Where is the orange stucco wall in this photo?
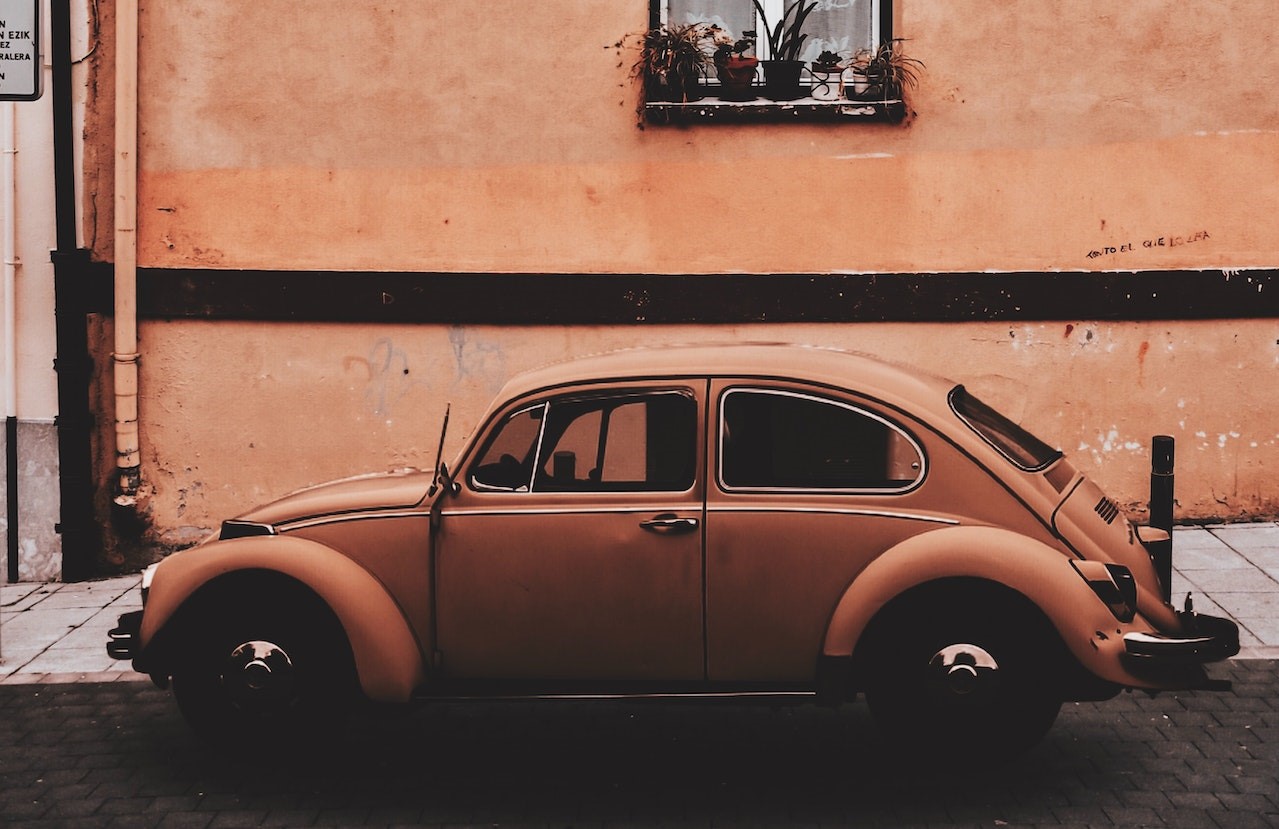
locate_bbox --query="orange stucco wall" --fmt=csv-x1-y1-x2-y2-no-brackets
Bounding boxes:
85,1,1279,274
79,1,1279,555
92,318,1278,549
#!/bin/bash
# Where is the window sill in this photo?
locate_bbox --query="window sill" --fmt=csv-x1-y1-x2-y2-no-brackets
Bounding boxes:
643,94,907,125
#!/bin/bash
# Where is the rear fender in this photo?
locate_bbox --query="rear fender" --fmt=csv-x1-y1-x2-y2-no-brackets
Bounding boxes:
140,536,426,703
822,525,1159,688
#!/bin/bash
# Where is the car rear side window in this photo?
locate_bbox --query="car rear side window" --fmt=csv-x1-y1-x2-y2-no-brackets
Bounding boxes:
470,391,697,493
719,389,924,492
949,385,1062,472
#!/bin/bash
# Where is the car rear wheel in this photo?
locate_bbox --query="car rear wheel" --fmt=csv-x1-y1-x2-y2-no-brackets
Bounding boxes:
860,581,1063,763
170,582,356,752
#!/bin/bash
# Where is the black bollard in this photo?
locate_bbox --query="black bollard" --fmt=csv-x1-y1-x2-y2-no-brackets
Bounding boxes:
1149,435,1175,604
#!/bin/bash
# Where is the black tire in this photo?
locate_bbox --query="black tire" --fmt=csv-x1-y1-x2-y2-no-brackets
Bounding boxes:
170,580,356,752
859,580,1063,764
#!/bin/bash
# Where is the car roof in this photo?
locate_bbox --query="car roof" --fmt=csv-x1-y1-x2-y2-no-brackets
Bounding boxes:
494,343,959,414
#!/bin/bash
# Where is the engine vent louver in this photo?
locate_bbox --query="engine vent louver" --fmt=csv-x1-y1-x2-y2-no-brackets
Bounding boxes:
1094,497,1121,524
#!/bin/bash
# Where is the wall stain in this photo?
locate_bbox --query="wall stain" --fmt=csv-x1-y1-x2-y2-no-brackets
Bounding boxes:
448,327,508,391
344,338,430,418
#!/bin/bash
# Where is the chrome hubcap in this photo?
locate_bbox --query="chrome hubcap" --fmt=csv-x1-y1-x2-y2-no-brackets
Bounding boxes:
221,640,295,711
929,643,999,696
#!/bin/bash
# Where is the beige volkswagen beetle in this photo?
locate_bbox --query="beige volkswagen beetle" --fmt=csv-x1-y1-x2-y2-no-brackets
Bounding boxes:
109,343,1238,758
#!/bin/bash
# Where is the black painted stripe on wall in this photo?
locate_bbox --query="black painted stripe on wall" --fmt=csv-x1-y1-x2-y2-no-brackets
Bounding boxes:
77,264,1279,324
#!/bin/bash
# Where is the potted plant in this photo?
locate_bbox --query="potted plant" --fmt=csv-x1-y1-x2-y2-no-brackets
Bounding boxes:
632,22,714,103
846,38,924,102
751,0,817,101
809,49,844,102
711,28,759,102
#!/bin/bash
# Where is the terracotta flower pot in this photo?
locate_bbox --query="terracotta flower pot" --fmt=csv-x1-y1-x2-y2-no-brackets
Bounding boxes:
715,55,758,101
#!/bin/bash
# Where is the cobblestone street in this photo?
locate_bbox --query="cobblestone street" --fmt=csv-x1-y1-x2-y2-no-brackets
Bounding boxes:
1,662,1275,828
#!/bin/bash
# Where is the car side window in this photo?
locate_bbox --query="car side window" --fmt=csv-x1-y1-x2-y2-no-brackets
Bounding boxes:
720,388,924,492
469,391,697,493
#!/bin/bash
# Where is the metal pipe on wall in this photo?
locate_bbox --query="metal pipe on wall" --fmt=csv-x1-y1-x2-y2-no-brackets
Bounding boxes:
4,101,18,584
113,0,141,505
52,0,102,581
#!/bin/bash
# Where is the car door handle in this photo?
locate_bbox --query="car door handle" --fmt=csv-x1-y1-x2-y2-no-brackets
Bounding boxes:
639,514,700,535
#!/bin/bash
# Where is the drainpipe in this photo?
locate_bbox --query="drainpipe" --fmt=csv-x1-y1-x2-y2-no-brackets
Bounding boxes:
113,0,141,506
1149,435,1175,604
3,102,16,583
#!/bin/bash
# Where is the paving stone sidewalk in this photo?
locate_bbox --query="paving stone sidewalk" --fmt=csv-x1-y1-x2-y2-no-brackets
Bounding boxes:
1,522,1278,684
1,575,142,683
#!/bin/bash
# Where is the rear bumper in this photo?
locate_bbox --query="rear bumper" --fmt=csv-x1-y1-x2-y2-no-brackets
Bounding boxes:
1121,611,1240,690
1123,611,1240,662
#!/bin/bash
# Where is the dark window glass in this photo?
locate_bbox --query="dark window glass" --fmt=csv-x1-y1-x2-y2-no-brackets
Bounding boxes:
470,392,697,493
721,389,922,490
536,393,697,492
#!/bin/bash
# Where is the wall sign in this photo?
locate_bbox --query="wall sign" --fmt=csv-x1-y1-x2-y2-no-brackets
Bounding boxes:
0,0,39,101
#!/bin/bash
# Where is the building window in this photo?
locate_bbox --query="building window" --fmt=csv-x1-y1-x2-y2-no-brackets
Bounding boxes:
661,0,885,63
645,1,902,123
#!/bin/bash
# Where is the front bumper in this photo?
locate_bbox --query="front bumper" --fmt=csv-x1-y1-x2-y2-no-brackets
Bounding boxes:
106,563,155,664
106,609,143,661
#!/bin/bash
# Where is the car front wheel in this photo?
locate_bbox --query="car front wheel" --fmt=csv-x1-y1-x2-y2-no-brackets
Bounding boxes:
170,584,356,751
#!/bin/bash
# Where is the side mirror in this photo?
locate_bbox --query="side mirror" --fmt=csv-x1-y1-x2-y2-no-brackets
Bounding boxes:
438,462,460,496
429,462,459,533
429,461,460,498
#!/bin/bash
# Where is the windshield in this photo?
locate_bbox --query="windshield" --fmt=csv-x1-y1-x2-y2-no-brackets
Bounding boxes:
949,386,1062,472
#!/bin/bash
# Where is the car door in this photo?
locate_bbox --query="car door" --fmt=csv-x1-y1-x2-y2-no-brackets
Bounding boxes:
705,380,939,682
435,382,706,682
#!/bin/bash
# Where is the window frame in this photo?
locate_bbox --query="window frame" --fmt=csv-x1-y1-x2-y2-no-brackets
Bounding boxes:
716,386,927,495
466,388,700,496
948,386,1064,474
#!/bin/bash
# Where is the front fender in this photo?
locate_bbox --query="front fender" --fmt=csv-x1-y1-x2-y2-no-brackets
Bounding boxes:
822,525,1164,689
141,535,427,703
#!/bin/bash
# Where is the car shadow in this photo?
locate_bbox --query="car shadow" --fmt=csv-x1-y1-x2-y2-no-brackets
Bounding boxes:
185,699,1100,822
99,679,1269,826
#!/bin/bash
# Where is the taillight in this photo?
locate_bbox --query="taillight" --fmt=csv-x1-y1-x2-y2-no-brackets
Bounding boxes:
1071,560,1137,622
